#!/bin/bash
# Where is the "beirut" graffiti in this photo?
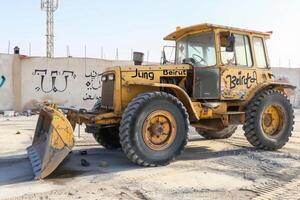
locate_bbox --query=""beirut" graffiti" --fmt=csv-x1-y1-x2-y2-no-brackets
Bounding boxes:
226,71,257,89
83,70,102,101
32,69,77,93
0,75,6,87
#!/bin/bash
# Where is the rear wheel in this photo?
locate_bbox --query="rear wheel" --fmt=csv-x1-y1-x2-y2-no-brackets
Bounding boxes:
196,125,237,139
243,89,294,150
119,92,189,166
93,126,121,149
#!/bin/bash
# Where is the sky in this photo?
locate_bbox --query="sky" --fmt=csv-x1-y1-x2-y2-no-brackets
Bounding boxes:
0,0,299,67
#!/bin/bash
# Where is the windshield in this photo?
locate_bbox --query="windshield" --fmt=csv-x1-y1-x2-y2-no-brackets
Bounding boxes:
176,32,216,67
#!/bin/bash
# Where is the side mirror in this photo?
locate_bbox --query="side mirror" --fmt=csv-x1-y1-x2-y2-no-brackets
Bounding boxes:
226,34,235,52
133,52,144,65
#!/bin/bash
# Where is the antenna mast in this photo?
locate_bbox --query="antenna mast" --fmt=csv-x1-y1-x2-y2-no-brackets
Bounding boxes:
41,0,58,58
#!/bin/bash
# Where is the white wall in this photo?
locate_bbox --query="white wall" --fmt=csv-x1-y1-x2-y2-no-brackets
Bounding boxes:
272,67,300,106
21,57,133,110
0,54,299,111
0,54,14,110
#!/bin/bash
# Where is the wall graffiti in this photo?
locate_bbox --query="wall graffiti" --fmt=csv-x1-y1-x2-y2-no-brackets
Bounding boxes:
226,71,257,89
83,70,102,101
32,69,76,93
0,75,6,87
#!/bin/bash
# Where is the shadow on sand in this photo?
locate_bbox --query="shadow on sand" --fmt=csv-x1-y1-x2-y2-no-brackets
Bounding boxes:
0,136,258,186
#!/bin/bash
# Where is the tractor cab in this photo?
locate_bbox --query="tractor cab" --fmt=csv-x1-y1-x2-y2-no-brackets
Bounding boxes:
163,23,273,100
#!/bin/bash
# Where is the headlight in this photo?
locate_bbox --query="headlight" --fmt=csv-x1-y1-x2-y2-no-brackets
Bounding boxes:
108,74,115,81
101,75,107,81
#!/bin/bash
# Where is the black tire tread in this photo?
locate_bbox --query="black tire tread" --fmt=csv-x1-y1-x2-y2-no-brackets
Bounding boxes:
119,91,189,167
93,127,121,149
242,89,294,150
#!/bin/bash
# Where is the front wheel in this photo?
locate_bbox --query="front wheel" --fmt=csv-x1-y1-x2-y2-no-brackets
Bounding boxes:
243,89,294,150
119,92,189,166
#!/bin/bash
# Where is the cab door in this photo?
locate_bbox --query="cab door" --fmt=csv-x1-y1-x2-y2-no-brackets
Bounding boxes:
219,33,257,100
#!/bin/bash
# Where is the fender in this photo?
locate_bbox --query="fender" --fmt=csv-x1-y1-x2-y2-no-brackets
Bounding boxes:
127,82,200,121
245,82,296,102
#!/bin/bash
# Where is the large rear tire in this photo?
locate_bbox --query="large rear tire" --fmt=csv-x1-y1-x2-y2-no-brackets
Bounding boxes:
243,89,294,150
93,126,121,149
196,125,237,139
119,92,189,166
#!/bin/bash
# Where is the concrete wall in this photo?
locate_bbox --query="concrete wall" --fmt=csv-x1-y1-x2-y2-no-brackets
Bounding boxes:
20,57,133,110
0,53,299,111
0,54,133,111
272,67,300,106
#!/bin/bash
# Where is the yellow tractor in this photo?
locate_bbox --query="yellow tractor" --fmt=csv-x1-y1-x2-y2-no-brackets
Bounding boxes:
27,23,295,179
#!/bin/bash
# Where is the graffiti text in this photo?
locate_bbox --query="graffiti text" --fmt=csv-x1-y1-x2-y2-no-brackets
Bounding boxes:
83,70,102,101
226,71,257,89
0,75,6,87
131,69,154,80
33,69,76,93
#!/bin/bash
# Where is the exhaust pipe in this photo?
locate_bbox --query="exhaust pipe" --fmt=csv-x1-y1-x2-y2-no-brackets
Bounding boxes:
133,52,144,65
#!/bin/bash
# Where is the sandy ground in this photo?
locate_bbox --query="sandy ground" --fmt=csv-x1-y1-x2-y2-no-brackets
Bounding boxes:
0,111,300,200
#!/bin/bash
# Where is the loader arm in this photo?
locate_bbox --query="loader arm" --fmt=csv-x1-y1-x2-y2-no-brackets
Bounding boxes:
65,108,121,126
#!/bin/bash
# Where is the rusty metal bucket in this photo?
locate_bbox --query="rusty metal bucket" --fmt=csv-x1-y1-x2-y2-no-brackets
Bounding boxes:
27,105,74,179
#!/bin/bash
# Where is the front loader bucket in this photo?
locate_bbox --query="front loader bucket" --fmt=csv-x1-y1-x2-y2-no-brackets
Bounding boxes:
27,106,74,179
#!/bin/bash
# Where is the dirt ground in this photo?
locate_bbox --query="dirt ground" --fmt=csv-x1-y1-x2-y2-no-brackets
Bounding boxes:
0,111,300,200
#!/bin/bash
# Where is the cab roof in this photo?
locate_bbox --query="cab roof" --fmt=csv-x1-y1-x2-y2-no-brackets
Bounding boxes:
164,23,271,41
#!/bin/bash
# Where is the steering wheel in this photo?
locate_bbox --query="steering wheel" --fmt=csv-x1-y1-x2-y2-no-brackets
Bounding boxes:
192,54,207,65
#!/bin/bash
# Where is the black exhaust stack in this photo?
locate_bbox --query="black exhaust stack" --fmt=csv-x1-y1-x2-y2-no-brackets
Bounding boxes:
133,52,144,65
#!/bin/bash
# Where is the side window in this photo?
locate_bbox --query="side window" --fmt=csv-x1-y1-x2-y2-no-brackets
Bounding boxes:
253,37,267,68
234,34,252,66
176,40,186,64
220,33,252,67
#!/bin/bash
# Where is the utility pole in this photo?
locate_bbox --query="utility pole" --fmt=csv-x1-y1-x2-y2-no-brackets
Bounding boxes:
66,45,70,57
7,40,10,54
29,42,32,56
147,50,149,64
116,48,119,60
41,0,59,58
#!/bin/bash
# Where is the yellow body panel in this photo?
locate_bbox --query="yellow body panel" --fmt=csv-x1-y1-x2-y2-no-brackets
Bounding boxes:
164,23,271,41
100,65,293,123
50,110,74,149
220,67,273,100
119,65,190,110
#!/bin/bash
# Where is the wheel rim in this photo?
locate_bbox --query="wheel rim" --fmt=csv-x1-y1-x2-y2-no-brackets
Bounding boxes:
261,104,285,137
142,110,177,151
